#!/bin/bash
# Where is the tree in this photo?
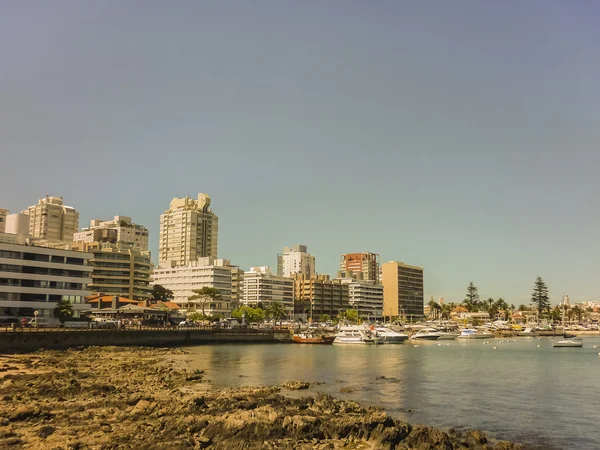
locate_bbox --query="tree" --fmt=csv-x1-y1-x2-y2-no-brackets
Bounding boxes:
549,306,562,324
344,309,359,323
571,306,584,324
231,305,266,324
463,282,480,311
530,277,550,322
188,287,222,316
266,301,287,326
494,298,509,320
319,314,331,323
428,299,441,320
54,299,73,319
152,285,174,303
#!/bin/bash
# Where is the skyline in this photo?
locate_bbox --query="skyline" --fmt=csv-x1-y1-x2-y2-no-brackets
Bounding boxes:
1,1,599,305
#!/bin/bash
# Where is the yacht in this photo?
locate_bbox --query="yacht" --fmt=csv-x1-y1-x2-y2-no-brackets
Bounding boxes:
518,326,539,337
552,337,583,348
333,326,380,345
374,326,409,344
457,328,494,339
437,331,460,340
410,328,441,340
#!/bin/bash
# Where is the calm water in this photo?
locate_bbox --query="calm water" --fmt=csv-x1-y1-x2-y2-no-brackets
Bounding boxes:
179,336,600,449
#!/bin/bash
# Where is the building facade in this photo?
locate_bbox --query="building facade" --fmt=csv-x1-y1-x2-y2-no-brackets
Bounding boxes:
159,193,218,265
242,266,294,316
72,241,153,301
0,209,7,234
152,257,231,316
339,278,384,320
339,252,380,284
5,213,30,237
0,233,92,318
381,261,424,319
292,274,349,320
277,245,315,278
23,196,79,243
74,216,149,252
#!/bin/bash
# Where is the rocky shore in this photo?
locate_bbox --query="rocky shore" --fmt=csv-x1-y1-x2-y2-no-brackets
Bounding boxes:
0,346,524,449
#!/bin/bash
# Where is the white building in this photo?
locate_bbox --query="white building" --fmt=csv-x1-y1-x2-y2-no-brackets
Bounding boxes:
152,257,231,317
0,209,7,234
74,216,149,252
242,266,294,316
23,195,79,243
277,244,315,278
5,213,30,237
0,233,92,318
339,278,384,321
159,193,218,265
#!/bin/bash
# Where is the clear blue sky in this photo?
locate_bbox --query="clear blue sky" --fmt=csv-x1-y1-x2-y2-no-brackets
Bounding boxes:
1,1,598,306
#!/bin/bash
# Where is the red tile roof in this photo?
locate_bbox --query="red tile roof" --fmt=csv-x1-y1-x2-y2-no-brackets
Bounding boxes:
87,296,139,304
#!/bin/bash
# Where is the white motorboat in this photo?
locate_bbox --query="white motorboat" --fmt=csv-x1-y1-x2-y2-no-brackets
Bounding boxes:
410,328,441,340
457,328,494,339
518,326,539,337
552,295,583,348
374,326,409,344
333,326,380,345
437,331,460,340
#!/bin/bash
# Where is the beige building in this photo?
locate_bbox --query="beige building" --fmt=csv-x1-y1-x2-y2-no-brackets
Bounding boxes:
23,195,79,243
73,241,153,301
339,278,384,320
74,216,149,252
0,209,7,234
5,213,30,237
152,257,232,317
277,245,315,278
292,273,349,321
339,252,380,284
381,261,424,319
159,193,218,265
242,266,294,316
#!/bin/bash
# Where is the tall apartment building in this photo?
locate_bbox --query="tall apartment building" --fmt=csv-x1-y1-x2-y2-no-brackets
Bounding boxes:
159,193,218,265
152,257,232,316
242,266,294,316
277,245,315,278
0,209,7,234
0,233,92,318
72,241,153,301
381,261,424,319
74,216,149,251
292,274,349,320
339,252,380,284
23,195,79,243
339,278,384,320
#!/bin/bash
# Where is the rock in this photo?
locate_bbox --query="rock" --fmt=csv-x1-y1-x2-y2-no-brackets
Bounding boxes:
281,380,310,390
37,425,55,438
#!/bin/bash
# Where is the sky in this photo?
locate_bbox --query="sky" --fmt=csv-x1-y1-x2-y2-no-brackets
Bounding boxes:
1,1,599,306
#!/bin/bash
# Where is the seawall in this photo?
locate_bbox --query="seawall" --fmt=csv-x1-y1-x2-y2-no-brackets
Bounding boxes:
0,328,292,352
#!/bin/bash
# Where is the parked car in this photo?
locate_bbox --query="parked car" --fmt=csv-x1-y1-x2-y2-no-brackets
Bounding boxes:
90,319,117,329
178,320,194,327
0,317,20,327
28,317,61,328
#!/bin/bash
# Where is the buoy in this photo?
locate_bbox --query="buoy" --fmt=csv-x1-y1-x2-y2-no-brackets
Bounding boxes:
493,347,497,350
537,345,541,348
446,343,450,346
437,343,441,346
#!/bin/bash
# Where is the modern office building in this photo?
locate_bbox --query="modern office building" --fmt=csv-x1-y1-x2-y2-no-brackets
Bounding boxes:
23,195,79,243
152,257,231,316
0,209,7,234
339,252,380,284
292,274,349,321
242,266,294,316
72,241,153,301
339,278,384,320
277,245,315,278
159,193,218,265
74,216,149,252
0,233,92,318
381,261,424,319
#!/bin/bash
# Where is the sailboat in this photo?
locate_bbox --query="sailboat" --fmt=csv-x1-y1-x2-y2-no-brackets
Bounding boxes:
552,295,583,348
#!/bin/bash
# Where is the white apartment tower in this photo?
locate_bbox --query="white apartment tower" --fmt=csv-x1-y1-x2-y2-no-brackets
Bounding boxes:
242,266,294,316
277,245,315,278
159,193,218,265
23,195,79,243
74,216,149,251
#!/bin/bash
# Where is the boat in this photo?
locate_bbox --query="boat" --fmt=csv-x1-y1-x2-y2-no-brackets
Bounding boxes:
410,328,441,340
552,295,583,348
373,326,409,344
333,326,380,344
457,328,494,339
437,331,460,340
292,333,335,344
518,326,539,337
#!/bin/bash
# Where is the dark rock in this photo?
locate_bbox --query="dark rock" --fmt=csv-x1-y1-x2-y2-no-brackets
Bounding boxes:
281,380,310,390
38,425,55,438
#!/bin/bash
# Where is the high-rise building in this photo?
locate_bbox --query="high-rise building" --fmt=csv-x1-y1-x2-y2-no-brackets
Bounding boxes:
338,278,384,320
242,266,294,316
159,193,218,265
339,252,380,284
72,241,153,301
0,233,92,318
0,209,8,234
5,213,30,237
277,245,315,278
74,216,149,252
381,261,424,319
152,257,232,316
23,195,79,243
292,273,349,321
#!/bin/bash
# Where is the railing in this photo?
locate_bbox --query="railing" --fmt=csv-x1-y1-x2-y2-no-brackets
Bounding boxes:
0,324,279,333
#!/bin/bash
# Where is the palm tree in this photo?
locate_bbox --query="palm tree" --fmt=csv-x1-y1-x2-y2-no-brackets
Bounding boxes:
188,287,222,317
266,301,287,326
428,299,438,320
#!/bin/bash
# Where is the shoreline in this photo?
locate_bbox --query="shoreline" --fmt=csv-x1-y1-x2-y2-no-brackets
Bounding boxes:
0,346,525,449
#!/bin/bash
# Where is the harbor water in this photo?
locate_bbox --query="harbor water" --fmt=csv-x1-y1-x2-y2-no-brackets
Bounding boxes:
181,336,600,449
